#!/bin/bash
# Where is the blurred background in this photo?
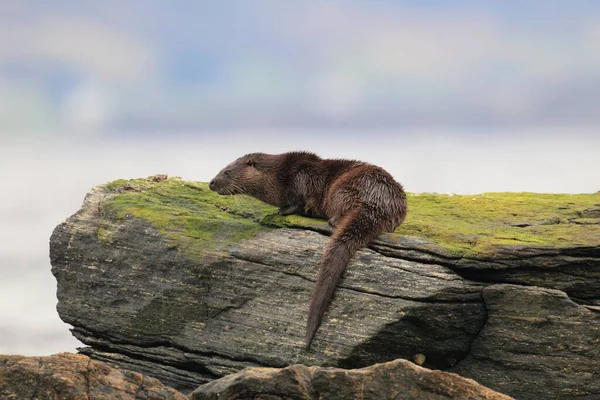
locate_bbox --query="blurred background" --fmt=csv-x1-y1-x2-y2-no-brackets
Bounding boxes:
1,1,599,355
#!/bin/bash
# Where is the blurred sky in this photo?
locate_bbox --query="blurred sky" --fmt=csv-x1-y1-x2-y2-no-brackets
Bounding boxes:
1,1,599,357
2,0,600,135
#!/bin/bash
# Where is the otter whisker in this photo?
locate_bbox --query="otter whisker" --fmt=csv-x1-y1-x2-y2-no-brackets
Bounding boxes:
233,183,246,195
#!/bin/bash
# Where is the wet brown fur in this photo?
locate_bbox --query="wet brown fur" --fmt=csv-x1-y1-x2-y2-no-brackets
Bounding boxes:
209,151,407,349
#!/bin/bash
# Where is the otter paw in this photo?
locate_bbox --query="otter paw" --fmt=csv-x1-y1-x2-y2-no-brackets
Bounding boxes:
278,205,299,216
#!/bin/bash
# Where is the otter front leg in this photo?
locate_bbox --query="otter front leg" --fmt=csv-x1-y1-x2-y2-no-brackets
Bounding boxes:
328,217,339,229
277,203,304,216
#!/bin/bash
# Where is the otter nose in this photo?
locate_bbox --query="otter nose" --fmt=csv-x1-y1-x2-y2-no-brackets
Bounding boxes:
209,180,216,190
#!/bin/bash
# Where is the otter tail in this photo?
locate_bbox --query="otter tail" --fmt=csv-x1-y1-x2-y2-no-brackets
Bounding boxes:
305,206,381,349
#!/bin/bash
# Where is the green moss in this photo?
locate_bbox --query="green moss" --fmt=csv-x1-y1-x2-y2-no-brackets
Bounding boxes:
395,192,600,256
97,226,114,243
101,178,600,259
103,179,130,192
101,177,274,258
260,213,330,233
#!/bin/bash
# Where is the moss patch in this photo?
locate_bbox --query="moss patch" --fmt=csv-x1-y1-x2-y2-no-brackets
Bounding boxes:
101,178,600,259
101,178,275,258
396,192,600,257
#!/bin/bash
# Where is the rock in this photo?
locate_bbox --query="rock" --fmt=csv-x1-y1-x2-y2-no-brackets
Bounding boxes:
50,180,486,391
0,353,186,400
49,178,600,398
451,284,600,399
191,358,513,400
411,353,426,366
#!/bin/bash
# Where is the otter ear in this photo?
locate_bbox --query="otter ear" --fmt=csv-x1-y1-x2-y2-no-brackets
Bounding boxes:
246,159,256,167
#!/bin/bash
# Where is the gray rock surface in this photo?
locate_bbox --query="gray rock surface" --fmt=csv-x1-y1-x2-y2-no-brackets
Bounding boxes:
451,284,600,399
49,180,600,399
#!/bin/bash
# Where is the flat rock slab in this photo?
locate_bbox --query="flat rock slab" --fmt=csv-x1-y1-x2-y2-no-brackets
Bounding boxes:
192,358,513,400
51,186,485,391
49,178,600,398
0,353,186,400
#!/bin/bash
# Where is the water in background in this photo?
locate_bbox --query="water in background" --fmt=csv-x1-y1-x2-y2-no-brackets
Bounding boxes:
1,128,598,355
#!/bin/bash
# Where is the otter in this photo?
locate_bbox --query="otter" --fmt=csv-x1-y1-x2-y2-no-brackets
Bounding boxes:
209,151,407,349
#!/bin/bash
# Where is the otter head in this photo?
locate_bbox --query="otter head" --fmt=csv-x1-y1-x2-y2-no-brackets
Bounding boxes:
209,153,270,196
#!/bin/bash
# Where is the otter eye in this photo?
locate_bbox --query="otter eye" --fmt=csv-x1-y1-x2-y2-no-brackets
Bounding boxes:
224,170,231,176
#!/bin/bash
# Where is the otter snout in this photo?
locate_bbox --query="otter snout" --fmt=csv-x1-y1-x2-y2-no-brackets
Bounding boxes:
208,176,230,194
209,178,224,193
